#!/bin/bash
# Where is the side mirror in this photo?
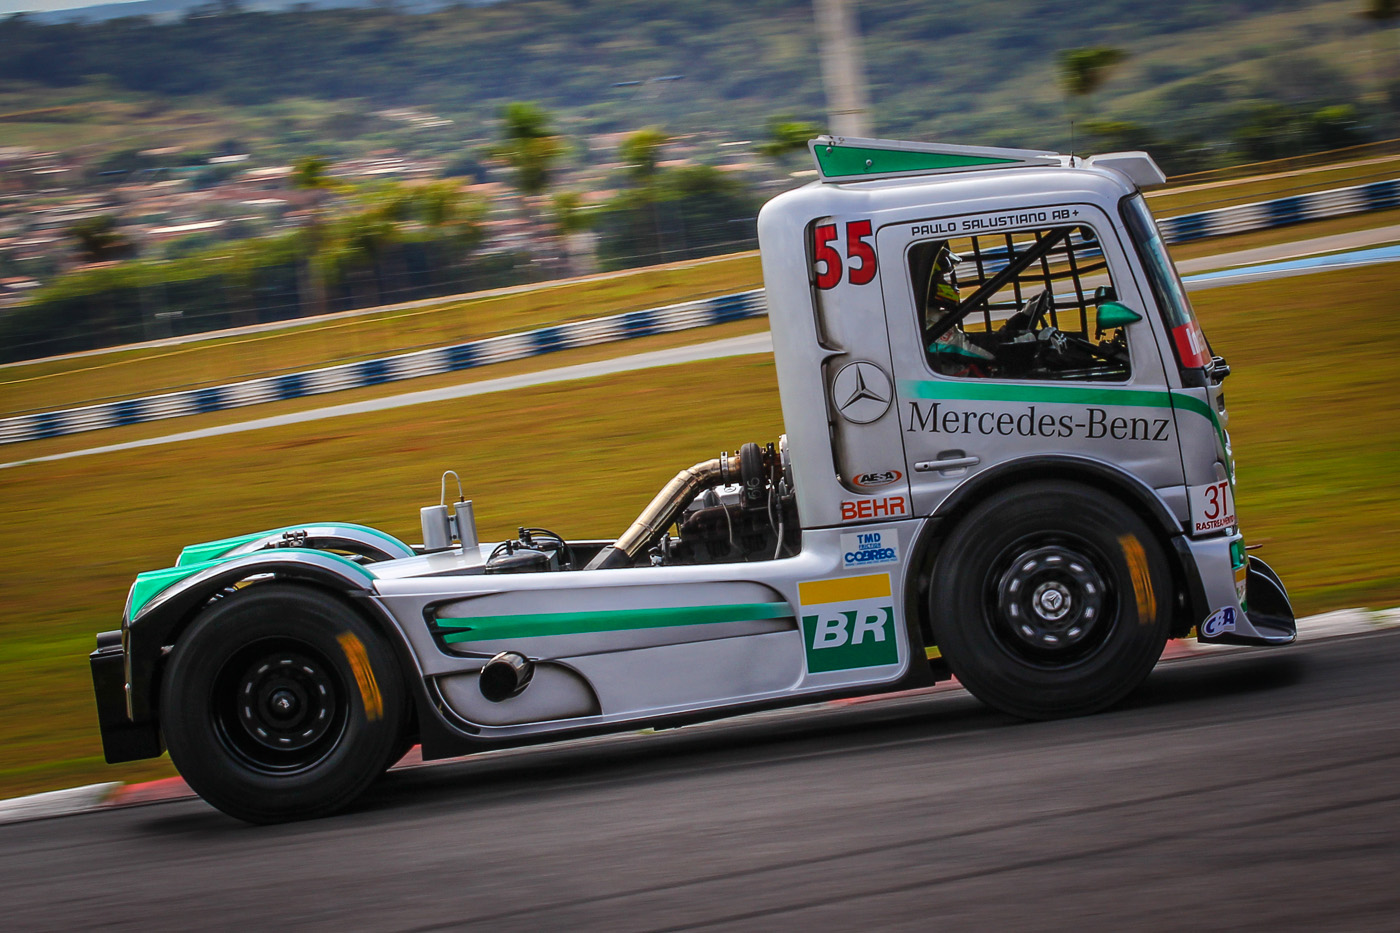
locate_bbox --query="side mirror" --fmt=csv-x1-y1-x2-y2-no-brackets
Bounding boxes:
1093,285,1117,304
1096,300,1142,331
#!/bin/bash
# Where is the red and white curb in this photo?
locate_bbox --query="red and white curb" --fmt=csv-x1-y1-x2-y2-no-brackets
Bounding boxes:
0,782,122,825
3,606,1397,826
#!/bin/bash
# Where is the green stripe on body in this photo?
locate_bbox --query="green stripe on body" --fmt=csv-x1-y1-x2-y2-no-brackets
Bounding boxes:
438,602,795,644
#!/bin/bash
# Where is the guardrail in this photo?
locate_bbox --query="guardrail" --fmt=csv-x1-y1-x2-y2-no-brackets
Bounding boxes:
3,177,1397,447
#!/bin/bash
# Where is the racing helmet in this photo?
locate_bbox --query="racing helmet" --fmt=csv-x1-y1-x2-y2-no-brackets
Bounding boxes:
926,244,962,314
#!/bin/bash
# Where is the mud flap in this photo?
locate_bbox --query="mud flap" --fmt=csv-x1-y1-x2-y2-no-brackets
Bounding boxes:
90,635,164,763
1198,556,1296,646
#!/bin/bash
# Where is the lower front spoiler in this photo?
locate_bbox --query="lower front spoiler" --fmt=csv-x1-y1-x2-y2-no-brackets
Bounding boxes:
90,632,164,764
1198,556,1296,647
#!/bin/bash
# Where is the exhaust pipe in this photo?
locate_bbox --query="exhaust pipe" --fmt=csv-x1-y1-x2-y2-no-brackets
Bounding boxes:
479,651,534,702
586,450,745,570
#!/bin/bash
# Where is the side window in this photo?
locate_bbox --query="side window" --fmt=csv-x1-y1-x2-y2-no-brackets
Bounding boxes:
909,224,1131,382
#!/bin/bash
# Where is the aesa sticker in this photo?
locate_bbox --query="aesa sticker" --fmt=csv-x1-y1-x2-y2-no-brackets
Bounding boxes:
841,530,899,570
797,573,900,673
852,469,903,489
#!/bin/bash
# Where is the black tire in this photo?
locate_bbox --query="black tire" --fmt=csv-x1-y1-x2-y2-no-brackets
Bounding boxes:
160,583,407,823
930,480,1171,720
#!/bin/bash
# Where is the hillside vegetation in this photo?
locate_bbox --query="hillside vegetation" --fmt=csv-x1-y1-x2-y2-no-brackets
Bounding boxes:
0,0,1392,166
1,0,1394,362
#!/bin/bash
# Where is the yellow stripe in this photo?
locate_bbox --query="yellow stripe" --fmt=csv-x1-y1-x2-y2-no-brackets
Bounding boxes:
337,632,384,722
1118,534,1157,623
799,573,892,605
924,645,942,660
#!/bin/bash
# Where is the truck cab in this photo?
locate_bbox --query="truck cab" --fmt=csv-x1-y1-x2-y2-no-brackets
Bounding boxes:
762,136,1292,655
90,136,1295,823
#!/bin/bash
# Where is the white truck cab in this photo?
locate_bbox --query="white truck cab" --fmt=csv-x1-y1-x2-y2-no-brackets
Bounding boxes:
91,137,1295,823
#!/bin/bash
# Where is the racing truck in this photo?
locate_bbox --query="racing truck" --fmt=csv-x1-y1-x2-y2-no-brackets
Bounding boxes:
90,136,1296,823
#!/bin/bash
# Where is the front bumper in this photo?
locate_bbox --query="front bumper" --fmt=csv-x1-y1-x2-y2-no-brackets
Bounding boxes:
1180,533,1295,646
89,631,163,764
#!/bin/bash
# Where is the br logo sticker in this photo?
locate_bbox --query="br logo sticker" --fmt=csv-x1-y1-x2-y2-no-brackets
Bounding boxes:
797,573,900,673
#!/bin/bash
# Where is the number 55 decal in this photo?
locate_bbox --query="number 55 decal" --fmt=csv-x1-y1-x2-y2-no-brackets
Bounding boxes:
814,220,877,289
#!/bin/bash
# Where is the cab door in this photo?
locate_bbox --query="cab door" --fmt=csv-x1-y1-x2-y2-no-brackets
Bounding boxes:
876,204,1186,515
805,216,915,525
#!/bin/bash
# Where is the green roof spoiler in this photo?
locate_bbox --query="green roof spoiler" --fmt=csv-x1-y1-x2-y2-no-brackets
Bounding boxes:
809,135,1061,183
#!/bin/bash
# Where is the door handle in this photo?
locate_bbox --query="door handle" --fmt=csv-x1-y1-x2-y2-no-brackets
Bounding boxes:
915,455,981,472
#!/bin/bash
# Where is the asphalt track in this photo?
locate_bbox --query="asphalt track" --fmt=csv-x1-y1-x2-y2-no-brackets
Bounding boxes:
4,629,1399,931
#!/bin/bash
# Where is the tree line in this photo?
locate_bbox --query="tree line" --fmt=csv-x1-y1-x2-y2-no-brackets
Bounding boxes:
2,106,767,363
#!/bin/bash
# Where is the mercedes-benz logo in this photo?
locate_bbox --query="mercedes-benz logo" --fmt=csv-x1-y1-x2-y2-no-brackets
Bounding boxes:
831,361,893,424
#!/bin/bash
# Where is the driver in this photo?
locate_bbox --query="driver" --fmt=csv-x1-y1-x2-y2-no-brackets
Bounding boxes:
923,244,993,375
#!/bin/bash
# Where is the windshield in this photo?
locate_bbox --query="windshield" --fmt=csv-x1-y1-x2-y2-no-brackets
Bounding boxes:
1121,193,1211,369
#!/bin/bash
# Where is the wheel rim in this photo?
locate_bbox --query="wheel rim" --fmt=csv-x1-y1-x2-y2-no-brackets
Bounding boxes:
987,540,1115,666
211,638,348,774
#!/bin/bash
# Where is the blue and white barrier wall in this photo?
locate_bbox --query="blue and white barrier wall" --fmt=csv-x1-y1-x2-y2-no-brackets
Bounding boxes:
0,291,766,445
3,177,1396,446
1156,177,1398,241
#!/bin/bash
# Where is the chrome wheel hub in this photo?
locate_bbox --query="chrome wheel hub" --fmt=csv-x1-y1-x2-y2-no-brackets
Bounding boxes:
995,544,1108,657
1032,580,1072,621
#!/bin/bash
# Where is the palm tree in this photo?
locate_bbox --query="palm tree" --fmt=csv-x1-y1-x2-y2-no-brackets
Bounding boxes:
757,118,823,185
289,156,346,315
318,181,485,307
493,102,568,271
618,127,670,183
494,102,566,198
407,181,485,292
758,118,822,161
550,190,591,234
551,190,598,276
615,127,676,260
1058,47,1126,150
67,215,133,263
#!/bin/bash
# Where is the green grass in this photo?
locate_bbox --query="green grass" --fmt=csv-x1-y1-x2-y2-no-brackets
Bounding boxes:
1,262,1398,801
1202,265,1400,610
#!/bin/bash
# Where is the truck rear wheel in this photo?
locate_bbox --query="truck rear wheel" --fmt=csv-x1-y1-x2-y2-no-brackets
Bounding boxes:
931,480,1171,720
160,583,406,823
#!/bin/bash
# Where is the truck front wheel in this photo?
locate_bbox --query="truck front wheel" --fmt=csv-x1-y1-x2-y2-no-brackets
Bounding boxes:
160,583,407,823
931,480,1171,720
